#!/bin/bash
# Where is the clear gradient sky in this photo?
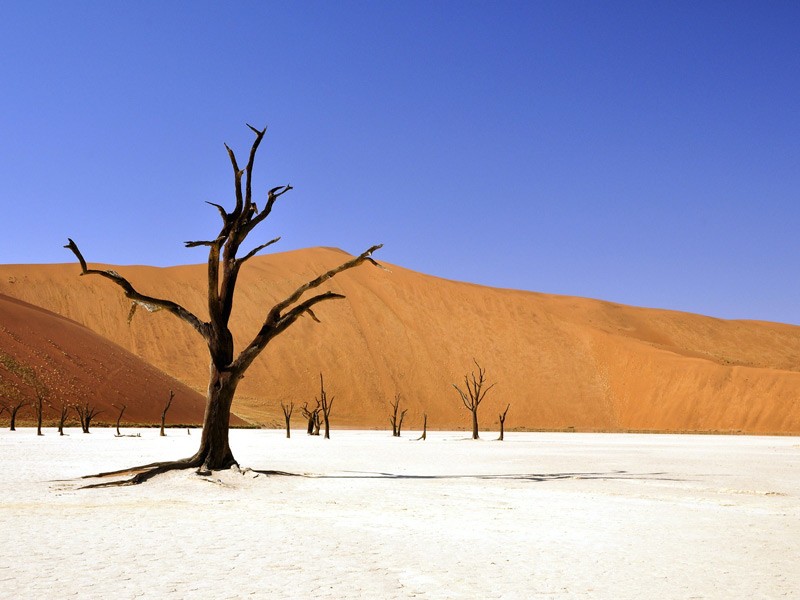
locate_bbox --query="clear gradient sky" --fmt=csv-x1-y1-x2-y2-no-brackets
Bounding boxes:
1,1,799,324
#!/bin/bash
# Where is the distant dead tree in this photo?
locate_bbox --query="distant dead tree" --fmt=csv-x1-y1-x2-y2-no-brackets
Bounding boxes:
388,393,407,437
318,373,334,440
65,124,382,485
57,401,69,435
281,401,294,438
453,360,496,440
301,400,321,436
74,402,102,433
114,404,127,436
0,402,7,420
7,400,27,431
33,389,47,436
498,403,510,441
160,390,174,436
416,413,428,441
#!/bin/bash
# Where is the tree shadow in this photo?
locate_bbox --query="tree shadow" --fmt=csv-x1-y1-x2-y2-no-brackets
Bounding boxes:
251,469,685,483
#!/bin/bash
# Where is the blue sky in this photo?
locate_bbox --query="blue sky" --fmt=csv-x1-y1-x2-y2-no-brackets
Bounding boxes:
1,1,799,324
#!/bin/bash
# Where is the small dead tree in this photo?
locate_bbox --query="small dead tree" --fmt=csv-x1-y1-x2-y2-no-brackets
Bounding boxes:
34,390,46,436
74,402,102,433
388,393,408,437
301,400,321,436
57,401,69,435
416,413,428,441
114,404,127,436
160,390,174,436
498,403,510,441
317,373,334,440
281,401,293,438
453,360,496,440
7,400,27,431
65,124,382,485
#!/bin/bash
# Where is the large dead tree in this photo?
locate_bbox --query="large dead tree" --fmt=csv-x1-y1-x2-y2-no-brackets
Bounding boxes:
160,390,174,436
34,390,46,436
281,401,293,438
453,360,495,440
317,373,334,440
66,124,381,485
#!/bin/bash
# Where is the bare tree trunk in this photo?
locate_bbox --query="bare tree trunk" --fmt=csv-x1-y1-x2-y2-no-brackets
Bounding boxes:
416,413,427,441
192,371,238,473
114,404,126,436
160,390,175,436
471,408,479,440
318,373,334,440
35,394,44,436
397,408,407,437
9,402,26,431
281,401,293,438
498,403,510,441
389,394,400,436
58,403,68,435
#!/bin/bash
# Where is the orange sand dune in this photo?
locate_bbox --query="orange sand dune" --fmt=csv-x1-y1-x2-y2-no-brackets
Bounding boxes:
1,247,799,433
0,294,220,427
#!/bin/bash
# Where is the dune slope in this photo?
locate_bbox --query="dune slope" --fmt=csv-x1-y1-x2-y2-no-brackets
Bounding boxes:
0,294,213,427
1,248,799,433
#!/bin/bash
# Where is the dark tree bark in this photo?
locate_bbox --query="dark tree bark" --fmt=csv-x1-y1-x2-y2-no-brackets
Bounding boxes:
281,401,293,438
453,360,496,440
160,391,174,436
318,373,334,440
114,404,126,436
498,403,510,441
8,401,26,431
66,124,382,486
416,412,427,441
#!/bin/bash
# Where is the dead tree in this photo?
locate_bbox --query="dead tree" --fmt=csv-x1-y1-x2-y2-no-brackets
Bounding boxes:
160,390,174,436
65,124,382,485
453,360,496,440
317,373,334,440
34,390,46,436
416,413,428,441
389,393,408,437
281,401,293,438
301,400,321,436
114,404,127,436
7,400,27,431
498,403,510,441
57,402,69,435
74,402,102,433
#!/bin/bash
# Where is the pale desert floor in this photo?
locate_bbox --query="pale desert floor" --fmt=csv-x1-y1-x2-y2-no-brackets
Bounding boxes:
1,428,798,599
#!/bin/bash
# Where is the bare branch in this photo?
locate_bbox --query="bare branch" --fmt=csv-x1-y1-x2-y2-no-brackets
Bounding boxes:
224,143,245,217
205,201,228,222
238,236,281,264
185,236,226,248
64,239,208,340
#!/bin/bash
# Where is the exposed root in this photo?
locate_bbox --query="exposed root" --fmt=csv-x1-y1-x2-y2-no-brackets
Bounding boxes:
79,450,240,488
80,456,205,488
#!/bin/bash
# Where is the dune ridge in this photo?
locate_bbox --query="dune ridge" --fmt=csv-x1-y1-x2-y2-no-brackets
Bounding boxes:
1,247,799,433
